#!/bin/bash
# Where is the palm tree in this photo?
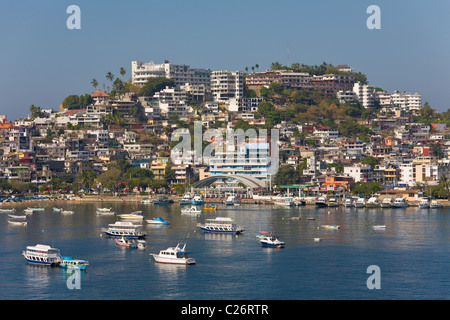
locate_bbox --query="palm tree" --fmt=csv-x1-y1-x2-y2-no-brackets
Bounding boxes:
106,72,115,85
255,64,259,72
91,78,98,89
119,67,126,78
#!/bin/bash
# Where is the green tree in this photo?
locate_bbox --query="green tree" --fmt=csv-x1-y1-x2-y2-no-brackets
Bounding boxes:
91,78,98,89
273,165,299,186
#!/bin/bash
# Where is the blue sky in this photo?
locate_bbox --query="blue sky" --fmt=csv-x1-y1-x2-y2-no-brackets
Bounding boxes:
1,0,449,120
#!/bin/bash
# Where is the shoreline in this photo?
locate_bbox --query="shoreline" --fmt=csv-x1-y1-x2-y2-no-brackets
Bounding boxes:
1,194,450,207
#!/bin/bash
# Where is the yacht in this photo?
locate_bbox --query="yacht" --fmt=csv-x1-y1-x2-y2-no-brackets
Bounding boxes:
430,200,444,209
151,243,196,265
380,198,393,208
104,221,147,239
274,197,294,207
181,206,202,215
224,195,240,206
197,217,244,234
118,211,144,220
327,197,339,207
366,197,380,208
315,196,327,207
392,197,409,208
354,197,366,208
22,244,62,267
419,197,431,208
152,195,173,204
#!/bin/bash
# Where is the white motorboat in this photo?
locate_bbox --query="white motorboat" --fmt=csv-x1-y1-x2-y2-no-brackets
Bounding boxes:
152,195,174,204
260,235,285,248
22,244,62,267
366,197,380,208
224,195,241,206
151,243,196,265
146,217,170,225
419,197,430,208
315,197,327,207
392,197,409,208
8,220,27,226
53,207,63,213
61,210,74,215
197,217,244,234
430,200,444,209
191,195,204,206
321,224,340,230
118,211,144,220
97,207,114,213
179,194,193,205
181,206,202,215
327,197,339,207
274,197,294,207
8,214,26,220
372,225,386,230
141,198,153,204
380,198,393,208
344,197,354,207
354,197,366,208
0,208,16,213
104,221,147,239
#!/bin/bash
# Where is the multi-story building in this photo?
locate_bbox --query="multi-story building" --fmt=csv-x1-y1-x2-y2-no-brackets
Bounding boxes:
211,71,244,102
131,60,211,88
344,164,373,183
391,91,422,110
353,82,375,108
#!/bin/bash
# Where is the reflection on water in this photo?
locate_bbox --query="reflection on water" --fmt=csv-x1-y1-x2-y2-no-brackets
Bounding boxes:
2,202,450,299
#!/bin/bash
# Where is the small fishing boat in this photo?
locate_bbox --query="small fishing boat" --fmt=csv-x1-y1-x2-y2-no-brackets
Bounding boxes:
327,197,339,207
181,206,202,214
197,217,244,234
60,256,89,270
61,210,74,215
22,244,62,267
344,197,354,207
8,214,26,219
137,240,147,250
151,242,196,265
260,235,285,248
53,207,63,213
146,217,170,225
191,195,204,206
372,225,386,230
430,200,444,209
97,207,114,213
8,220,27,226
141,198,153,204
118,211,144,220
152,195,174,204
274,197,294,207
0,208,16,213
116,237,138,248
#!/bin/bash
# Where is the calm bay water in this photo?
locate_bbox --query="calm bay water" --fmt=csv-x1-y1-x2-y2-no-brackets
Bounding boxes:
1,201,450,300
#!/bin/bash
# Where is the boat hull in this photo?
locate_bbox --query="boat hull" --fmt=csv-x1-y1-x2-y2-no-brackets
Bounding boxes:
199,227,242,234
152,255,196,265
104,231,146,239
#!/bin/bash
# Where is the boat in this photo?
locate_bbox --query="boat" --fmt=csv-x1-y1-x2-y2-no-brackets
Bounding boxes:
152,195,174,204
372,225,386,230
24,208,42,214
327,197,339,207
203,204,219,211
419,197,431,208
146,217,170,225
198,217,244,234
392,197,409,208
0,208,16,213
141,198,153,204
192,195,204,206
344,197,354,207
179,194,193,205
315,196,327,207
22,244,62,267
274,197,294,207
96,208,115,215
181,206,202,214
8,214,26,219
60,256,89,270
321,224,340,229
380,198,393,208
61,210,74,215
430,200,444,209
104,221,147,239
366,197,380,208
354,197,366,208
260,235,285,248
224,195,241,206
53,207,63,213
116,237,138,248
8,220,27,226
294,199,306,206
97,207,114,213
118,211,144,220
151,243,196,265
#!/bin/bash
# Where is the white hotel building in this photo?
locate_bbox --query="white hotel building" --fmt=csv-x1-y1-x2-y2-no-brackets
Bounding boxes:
131,60,211,88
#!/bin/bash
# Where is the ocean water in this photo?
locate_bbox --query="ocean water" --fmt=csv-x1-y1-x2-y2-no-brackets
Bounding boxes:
1,201,450,300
